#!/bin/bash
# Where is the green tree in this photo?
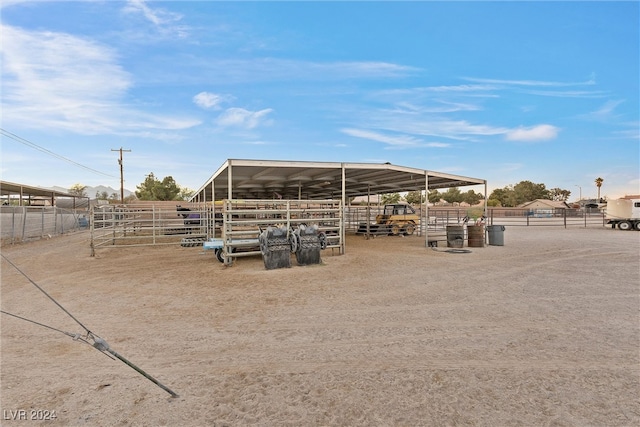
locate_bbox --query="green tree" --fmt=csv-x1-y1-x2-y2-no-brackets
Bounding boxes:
96,191,109,200
549,188,570,202
513,180,549,204
69,183,87,197
461,190,483,206
428,189,442,204
404,190,425,205
488,188,508,206
489,181,552,207
381,192,401,204
489,185,518,207
135,173,181,201
441,187,463,205
178,187,195,201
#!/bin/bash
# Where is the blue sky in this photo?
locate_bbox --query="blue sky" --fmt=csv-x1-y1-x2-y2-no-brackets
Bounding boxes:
1,0,638,201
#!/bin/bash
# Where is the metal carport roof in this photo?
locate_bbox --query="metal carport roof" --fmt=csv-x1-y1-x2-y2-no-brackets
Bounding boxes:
0,180,84,206
191,159,486,202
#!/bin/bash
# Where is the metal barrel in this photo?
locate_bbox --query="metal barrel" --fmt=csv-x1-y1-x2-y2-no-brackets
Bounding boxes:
467,225,485,247
446,225,465,248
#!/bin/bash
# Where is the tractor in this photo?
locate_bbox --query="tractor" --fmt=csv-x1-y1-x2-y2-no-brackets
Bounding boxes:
358,204,420,235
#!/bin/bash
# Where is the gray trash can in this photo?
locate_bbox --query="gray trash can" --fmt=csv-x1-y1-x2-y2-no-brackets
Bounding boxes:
446,225,465,248
487,225,505,246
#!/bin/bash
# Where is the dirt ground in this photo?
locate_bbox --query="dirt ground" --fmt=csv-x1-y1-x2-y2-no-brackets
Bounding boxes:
1,225,639,426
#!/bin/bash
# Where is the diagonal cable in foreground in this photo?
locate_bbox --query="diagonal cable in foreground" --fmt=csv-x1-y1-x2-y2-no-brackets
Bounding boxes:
1,253,179,398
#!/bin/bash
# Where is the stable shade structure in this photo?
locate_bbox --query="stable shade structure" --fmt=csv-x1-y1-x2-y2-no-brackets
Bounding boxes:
191,159,486,203
190,160,487,250
190,159,487,250
0,180,87,207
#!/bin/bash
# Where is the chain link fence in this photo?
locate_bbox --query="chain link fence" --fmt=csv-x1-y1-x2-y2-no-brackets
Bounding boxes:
0,206,89,245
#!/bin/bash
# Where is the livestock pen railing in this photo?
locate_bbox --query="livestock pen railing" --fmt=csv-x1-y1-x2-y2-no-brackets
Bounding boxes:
485,207,607,228
0,205,89,245
220,199,343,265
90,203,211,254
88,203,606,254
344,205,471,235
343,206,607,234
89,200,344,259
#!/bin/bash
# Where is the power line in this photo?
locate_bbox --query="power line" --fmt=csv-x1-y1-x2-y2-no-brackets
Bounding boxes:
0,128,116,178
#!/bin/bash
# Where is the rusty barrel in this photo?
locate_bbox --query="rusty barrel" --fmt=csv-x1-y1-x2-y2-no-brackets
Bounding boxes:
467,225,485,247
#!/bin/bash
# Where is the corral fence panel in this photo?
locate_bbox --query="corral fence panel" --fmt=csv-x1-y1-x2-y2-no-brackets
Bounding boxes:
486,207,606,228
220,199,343,265
344,205,606,235
89,200,344,260
90,203,211,254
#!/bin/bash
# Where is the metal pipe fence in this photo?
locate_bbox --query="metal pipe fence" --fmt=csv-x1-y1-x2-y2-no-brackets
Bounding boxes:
485,207,606,228
89,201,344,259
4,204,606,249
344,206,606,232
90,204,211,254
220,199,343,265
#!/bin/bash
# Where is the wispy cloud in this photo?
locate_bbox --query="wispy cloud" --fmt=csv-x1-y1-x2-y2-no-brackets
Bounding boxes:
367,85,494,119
581,99,625,120
522,89,609,98
1,24,131,101
341,128,451,149
379,84,498,95
462,76,607,98
336,61,420,77
190,58,418,84
463,76,596,87
215,108,274,129
613,121,640,140
506,124,559,141
348,109,558,143
0,0,33,9
122,0,189,38
384,100,483,114
369,116,510,141
576,100,637,140
426,84,499,92
0,24,199,136
193,92,234,110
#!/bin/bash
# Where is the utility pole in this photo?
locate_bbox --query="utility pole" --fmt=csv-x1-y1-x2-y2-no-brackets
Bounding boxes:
111,148,131,204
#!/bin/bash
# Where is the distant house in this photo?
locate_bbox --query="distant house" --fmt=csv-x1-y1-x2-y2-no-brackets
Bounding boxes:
519,199,571,210
519,199,570,217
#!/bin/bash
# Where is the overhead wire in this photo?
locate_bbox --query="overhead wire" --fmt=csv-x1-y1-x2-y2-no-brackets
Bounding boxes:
0,128,116,178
